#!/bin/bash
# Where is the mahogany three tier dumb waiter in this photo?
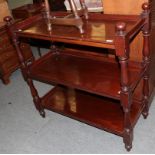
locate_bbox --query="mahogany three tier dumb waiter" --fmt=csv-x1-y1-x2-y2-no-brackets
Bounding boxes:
4,0,152,151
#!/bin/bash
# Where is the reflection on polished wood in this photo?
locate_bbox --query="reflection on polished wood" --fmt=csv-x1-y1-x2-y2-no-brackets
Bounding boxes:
16,13,140,49
42,86,144,136
29,51,143,100
43,0,88,33
4,2,152,151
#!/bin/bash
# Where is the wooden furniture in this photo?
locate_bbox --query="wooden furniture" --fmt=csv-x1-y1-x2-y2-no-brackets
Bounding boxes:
103,0,150,62
42,0,88,33
0,0,34,84
4,2,152,151
103,0,155,93
0,22,33,84
12,3,44,20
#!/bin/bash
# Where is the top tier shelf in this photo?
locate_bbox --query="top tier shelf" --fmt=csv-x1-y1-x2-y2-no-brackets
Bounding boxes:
15,13,145,49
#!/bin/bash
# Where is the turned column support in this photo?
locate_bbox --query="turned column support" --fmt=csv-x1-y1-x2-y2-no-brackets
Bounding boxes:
115,22,130,94
69,0,80,19
27,77,45,117
115,22,133,151
44,0,52,31
141,2,151,119
4,16,45,118
43,0,86,34
4,16,28,81
79,0,88,19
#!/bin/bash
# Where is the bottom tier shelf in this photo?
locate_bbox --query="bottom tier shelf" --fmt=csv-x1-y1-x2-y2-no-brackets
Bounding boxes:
41,86,144,136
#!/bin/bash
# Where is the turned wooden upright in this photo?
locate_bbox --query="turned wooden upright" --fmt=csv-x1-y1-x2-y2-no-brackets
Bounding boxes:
115,22,133,151
114,3,151,151
44,0,88,33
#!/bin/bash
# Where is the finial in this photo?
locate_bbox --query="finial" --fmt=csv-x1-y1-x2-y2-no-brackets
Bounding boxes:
142,2,149,11
116,22,126,31
115,22,126,36
3,16,13,25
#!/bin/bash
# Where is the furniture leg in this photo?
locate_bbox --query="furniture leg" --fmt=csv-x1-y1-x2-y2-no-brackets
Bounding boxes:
4,16,28,81
68,0,84,33
44,0,52,31
68,0,79,18
119,57,133,151
123,98,133,152
14,43,28,81
4,16,45,116
16,39,45,117
142,75,149,118
115,22,133,151
1,74,10,84
27,78,45,117
123,111,133,151
141,3,151,119
79,0,88,19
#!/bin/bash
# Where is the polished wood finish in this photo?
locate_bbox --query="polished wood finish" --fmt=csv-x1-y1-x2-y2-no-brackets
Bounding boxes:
12,3,44,20
43,0,88,33
4,2,152,151
0,24,33,84
14,13,142,49
41,86,144,136
0,1,33,85
28,51,144,101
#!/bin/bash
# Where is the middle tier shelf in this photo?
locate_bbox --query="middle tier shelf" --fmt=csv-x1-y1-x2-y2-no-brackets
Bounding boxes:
28,51,143,100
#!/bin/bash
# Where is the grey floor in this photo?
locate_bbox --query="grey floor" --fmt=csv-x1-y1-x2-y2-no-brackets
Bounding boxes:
0,49,155,153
